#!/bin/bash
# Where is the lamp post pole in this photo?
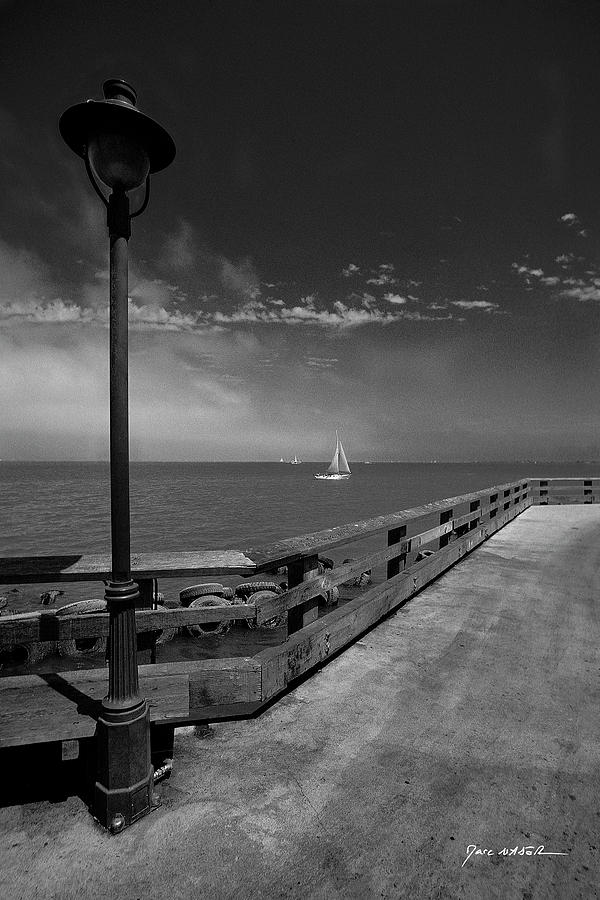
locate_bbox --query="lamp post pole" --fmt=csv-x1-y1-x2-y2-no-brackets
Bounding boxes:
59,80,175,832
92,186,154,833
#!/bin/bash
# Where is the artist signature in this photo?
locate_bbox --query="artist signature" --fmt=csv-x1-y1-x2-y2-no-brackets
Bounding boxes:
462,844,569,867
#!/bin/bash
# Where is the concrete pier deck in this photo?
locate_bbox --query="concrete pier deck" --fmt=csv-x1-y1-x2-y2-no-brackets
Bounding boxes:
1,504,599,899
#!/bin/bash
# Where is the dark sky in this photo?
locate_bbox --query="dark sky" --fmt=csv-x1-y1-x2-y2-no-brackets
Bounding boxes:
1,0,600,460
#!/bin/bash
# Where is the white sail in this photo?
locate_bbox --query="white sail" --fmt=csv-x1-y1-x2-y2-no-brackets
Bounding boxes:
327,445,339,474
337,439,351,474
315,430,351,479
325,431,351,475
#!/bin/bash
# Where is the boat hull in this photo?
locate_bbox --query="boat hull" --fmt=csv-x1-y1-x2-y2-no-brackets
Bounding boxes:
314,473,351,480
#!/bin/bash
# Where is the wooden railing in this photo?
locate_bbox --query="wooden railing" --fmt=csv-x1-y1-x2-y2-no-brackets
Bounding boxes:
1,478,537,749
527,476,600,505
3,475,599,750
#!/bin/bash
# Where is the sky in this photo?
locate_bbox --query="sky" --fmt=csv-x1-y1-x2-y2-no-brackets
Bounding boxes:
1,0,600,461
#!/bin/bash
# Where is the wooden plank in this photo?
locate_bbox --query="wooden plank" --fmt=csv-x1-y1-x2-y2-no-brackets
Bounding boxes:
0,550,256,585
0,481,531,588
188,657,261,709
287,555,320,633
257,498,531,701
253,508,497,625
247,480,527,569
386,525,406,579
0,657,261,747
255,544,411,625
0,604,256,650
178,701,262,723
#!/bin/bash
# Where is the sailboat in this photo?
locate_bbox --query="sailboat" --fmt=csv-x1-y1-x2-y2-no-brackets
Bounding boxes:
314,430,351,480
290,454,302,465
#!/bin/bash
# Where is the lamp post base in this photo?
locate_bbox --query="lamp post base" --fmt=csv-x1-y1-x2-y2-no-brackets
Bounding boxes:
93,700,156,832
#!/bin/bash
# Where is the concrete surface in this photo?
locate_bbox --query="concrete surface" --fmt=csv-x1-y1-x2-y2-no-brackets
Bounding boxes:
1,504,599,899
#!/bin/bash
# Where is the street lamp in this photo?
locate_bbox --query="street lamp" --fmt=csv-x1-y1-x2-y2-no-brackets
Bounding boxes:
59,79,175,831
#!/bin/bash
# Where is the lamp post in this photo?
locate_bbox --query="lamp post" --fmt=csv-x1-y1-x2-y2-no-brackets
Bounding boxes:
59,79,175,831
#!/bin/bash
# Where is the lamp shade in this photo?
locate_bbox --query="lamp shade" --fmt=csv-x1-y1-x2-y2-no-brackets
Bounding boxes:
59,79,175,181
87,132,150,191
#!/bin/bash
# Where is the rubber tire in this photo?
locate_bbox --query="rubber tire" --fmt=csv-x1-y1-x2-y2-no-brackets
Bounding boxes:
187,595,233,638
179,583,226,606
234,581,283,599
242,589,285,629
56,599,108,657
0,641,51,666
153,603,177,644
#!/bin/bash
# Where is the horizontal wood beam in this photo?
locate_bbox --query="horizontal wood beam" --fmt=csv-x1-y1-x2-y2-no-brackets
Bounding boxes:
1,481,533,587
247,480,529,569
0,657,261,747
0,603,257,650
0,550,256,585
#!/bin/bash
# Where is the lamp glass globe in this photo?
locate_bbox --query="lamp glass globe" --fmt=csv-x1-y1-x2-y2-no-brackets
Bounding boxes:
88,132,150,191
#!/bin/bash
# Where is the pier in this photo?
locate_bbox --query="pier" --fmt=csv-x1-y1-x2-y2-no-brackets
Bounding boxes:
1,478,599,897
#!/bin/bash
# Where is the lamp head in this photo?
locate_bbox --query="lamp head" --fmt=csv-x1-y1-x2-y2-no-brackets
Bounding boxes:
59,78,175,191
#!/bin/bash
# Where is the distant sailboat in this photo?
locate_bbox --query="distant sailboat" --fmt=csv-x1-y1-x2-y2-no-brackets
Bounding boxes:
314,431,351,480
290,454,302,465
279,457,285,462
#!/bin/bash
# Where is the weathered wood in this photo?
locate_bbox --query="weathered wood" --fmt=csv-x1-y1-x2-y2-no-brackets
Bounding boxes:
184,701,263,723
287,555,320,633
257,498,531,701
0,657,261,747
188,657,261,709
0,604,256,650
0,481,528,589
386,525,406,579
254,511,490,625
0,550,256,585
255,544,414,625
247,480,527,570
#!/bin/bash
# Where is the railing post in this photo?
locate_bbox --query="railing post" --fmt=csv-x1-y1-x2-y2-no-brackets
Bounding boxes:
287,555,320,635
387,526,406,579
439,509,453,548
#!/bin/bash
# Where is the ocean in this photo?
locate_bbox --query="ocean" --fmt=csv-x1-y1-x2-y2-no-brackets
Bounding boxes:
1,460,597,671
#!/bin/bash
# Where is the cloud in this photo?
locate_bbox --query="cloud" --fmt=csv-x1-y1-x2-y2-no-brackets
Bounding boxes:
511,253,600,301
383,293,407,304
212,297,408,328
305,357,338,368
512,264,544,278
560,283,600,302
366,262,397,286
0,298,100,324
341,263,361,277
560,212,579,226
219,255,261,298
161,218,195,271
451,300,499,312
366,273,397,286
0,238,51,302
0,295,222,333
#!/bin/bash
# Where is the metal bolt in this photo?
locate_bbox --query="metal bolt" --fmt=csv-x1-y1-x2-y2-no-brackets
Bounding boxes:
109,813,125,834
